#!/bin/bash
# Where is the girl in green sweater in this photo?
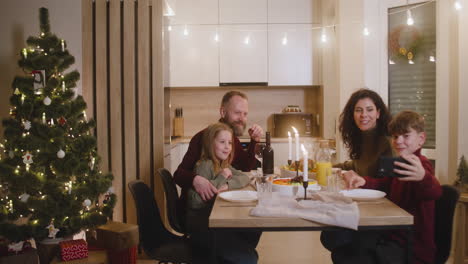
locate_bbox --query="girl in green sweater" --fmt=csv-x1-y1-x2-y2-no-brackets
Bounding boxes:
187,122,257,264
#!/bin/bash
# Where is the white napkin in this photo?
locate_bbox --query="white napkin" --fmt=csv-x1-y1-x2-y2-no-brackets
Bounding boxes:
250,192,359,230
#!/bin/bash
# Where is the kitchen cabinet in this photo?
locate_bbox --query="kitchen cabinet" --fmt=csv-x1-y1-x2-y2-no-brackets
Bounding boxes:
168,143,189,175
268,24,316,85
271,142,289,168
219,0,267,24
167,25,219,87
219,24,268,83
167,0,218,25
268,0,315,23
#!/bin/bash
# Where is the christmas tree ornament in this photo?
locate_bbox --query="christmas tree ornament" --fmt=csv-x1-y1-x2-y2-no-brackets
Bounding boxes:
22,152,33,165
57,149,65,159
8,150,14,159
19,193,30,202
50,118,55,126
58,116,67,126
43,96,52,106
107,186,115,194
46,221,60,239
14,88,21,95
32,70,45,95
83,199,91,207
23,120,32,130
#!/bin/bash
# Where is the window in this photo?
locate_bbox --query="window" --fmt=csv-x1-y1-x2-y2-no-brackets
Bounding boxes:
388,1,436,148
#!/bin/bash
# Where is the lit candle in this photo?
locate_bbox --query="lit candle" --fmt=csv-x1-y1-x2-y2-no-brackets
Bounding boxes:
21,94,25,105
42,113,46,124
22,48,27,59
288,131,292,161
301,144,308,182
292,126,300,163
62,81,66,92
61,40,65,52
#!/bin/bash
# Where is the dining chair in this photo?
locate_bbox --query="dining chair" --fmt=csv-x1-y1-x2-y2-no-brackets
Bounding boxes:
157,168,186,235
434,184,460,264
128,180,192,264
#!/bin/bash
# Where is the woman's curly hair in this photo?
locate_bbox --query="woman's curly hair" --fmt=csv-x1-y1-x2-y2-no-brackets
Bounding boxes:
339,88,391,159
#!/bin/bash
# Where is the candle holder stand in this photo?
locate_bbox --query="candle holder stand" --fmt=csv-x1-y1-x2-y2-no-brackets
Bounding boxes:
302,181,309,200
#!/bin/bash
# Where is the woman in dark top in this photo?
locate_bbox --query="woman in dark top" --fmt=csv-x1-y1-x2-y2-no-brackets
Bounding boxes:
334,88,393,178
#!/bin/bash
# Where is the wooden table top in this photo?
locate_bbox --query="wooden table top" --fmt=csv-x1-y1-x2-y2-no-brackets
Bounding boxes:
209,187,413,230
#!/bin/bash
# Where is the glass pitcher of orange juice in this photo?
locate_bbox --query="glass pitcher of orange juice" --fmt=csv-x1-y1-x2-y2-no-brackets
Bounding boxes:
316,140,332,186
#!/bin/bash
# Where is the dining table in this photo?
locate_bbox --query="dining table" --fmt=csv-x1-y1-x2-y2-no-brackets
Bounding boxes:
209,185,414,263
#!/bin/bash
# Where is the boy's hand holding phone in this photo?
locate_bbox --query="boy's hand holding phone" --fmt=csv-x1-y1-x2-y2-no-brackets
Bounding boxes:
395,154,425,182
342,170,366,189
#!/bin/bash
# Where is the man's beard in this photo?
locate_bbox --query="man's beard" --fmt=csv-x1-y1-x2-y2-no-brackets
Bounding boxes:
220,118,246,137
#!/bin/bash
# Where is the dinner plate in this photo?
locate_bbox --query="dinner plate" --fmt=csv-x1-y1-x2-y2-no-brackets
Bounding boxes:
340,189,386,201
219,190,258,203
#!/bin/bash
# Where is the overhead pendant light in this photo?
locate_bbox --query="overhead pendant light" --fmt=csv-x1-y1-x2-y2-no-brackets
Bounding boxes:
406,9,414,25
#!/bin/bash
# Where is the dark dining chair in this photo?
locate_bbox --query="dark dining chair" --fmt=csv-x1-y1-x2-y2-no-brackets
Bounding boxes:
128,180,192,264
157,168,186,235
434,184,460,264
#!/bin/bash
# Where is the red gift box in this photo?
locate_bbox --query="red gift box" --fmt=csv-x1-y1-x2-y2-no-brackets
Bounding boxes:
59,239,88,261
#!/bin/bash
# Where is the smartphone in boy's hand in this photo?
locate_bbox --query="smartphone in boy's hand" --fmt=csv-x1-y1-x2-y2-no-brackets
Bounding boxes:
377,156,411,178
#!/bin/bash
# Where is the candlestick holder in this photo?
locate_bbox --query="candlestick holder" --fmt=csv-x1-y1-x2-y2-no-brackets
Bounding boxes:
302,180,309,200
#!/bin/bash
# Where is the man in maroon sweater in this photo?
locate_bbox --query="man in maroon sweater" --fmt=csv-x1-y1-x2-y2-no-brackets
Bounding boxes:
174,91,263,221
336,110,442,264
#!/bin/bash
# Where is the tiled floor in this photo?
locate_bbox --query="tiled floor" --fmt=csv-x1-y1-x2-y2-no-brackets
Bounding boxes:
136,232,332,264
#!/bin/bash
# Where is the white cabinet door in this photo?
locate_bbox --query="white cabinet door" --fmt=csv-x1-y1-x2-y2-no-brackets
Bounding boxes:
268,0,315,23
169,143,190,175
167,25,219,87
167,0,218,25
268,24,315,85
220,24,268,83
219,0,267,24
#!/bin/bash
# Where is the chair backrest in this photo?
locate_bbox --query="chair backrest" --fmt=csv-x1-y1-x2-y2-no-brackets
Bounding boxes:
434,184,460,264
127,180,176,251
157,168,185,234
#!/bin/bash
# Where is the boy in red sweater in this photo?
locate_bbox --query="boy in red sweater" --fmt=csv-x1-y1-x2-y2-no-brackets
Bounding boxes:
335,110,442,264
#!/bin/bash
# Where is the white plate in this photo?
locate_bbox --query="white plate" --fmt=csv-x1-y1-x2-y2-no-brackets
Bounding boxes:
218,190,258,203
340,189,386,201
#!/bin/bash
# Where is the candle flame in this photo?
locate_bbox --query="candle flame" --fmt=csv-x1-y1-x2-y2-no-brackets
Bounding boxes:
301,144,307,154
291,126,298,134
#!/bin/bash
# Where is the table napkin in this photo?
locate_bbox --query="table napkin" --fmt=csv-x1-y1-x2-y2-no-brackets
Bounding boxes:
250,192,359,230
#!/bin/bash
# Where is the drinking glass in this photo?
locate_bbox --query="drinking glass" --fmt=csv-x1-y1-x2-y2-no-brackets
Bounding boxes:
256,176,272,206
327,168,342,193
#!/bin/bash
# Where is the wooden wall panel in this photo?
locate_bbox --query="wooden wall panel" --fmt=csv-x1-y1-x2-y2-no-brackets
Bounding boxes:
123,0,137,225
82,0,164,225
81,0,94,122
95,0,109,172
109,0,124,222
138,0,152,188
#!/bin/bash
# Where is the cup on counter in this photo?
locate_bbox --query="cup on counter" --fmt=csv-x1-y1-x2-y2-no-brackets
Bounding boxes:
327,168,342,193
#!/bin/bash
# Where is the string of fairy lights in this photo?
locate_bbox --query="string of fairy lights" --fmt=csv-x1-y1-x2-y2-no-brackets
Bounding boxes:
164,0,461,48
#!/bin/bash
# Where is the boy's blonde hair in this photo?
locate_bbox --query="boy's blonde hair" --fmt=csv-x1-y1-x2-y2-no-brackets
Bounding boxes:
200,122,234,174
388,110,425,135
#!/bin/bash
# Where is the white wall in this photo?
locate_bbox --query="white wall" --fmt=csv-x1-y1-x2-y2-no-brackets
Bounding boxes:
0,0,82,138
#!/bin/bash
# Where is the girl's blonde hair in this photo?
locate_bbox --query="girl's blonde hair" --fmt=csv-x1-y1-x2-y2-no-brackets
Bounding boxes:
200,122,234,174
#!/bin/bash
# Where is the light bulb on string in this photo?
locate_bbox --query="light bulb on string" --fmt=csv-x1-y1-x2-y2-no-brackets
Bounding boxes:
363,27,370,36
455,1,463,10
282,34,288,45
321,28,327,43
406,9,414,25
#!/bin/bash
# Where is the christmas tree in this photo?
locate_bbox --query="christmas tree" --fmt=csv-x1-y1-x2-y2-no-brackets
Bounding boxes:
458,155,468,184
0,7,115,242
